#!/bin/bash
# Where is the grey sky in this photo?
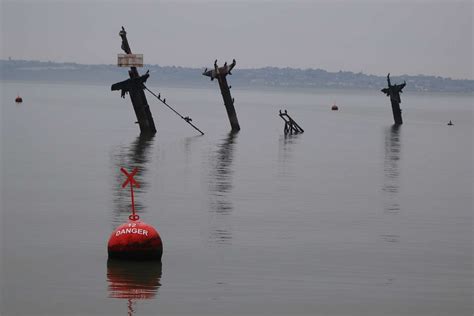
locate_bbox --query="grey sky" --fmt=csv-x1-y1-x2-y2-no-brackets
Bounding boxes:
1,0,472,79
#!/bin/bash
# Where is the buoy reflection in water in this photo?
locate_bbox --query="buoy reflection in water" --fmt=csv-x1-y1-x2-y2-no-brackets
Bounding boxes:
107,259,162,314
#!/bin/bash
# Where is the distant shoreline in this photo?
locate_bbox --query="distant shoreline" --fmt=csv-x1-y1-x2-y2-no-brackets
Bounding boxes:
1,59,473,93
3,80,472,100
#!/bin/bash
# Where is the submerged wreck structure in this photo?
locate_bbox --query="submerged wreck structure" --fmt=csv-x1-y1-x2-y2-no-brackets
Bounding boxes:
279,110,304,135
381,73,406,125
111,27,156,135
203,59,240,132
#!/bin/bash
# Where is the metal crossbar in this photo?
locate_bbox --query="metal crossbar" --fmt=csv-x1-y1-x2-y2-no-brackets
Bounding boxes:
279,110,304,134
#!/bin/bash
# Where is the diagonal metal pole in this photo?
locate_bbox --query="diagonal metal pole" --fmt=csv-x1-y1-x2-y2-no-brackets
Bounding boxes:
144,86,204,135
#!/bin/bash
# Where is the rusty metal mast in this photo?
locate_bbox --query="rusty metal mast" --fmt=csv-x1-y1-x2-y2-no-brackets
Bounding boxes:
111,27,157,135
381,73,406,125
203,59,240,132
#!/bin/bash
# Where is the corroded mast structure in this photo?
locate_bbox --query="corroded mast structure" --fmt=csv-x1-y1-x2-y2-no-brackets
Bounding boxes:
111,27,156,135
203,59,240,131
381,73,406,125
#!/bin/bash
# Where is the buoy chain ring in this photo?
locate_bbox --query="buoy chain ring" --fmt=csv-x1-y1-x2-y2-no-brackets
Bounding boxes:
129,214,140,221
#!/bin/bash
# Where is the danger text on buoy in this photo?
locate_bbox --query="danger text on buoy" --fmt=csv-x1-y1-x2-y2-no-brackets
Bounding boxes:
108,220,162,260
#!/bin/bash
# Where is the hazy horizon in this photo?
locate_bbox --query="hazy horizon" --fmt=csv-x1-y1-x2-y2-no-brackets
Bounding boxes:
1,1,473,80
3,57,474,82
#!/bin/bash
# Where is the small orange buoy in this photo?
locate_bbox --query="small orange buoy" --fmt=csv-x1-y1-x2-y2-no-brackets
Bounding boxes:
15,96,23,103
108,167,163,260
108,220,163,260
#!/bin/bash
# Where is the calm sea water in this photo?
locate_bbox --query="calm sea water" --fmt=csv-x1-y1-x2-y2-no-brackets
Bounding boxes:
1,81,472,316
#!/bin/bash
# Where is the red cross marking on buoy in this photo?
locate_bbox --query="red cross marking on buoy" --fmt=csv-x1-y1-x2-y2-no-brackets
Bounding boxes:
120,167,140,221
121,167,140,189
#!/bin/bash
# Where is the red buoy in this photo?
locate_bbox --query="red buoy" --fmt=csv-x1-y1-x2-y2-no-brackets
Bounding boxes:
15,96,23,103
108,167,163,260
108,220,163,260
